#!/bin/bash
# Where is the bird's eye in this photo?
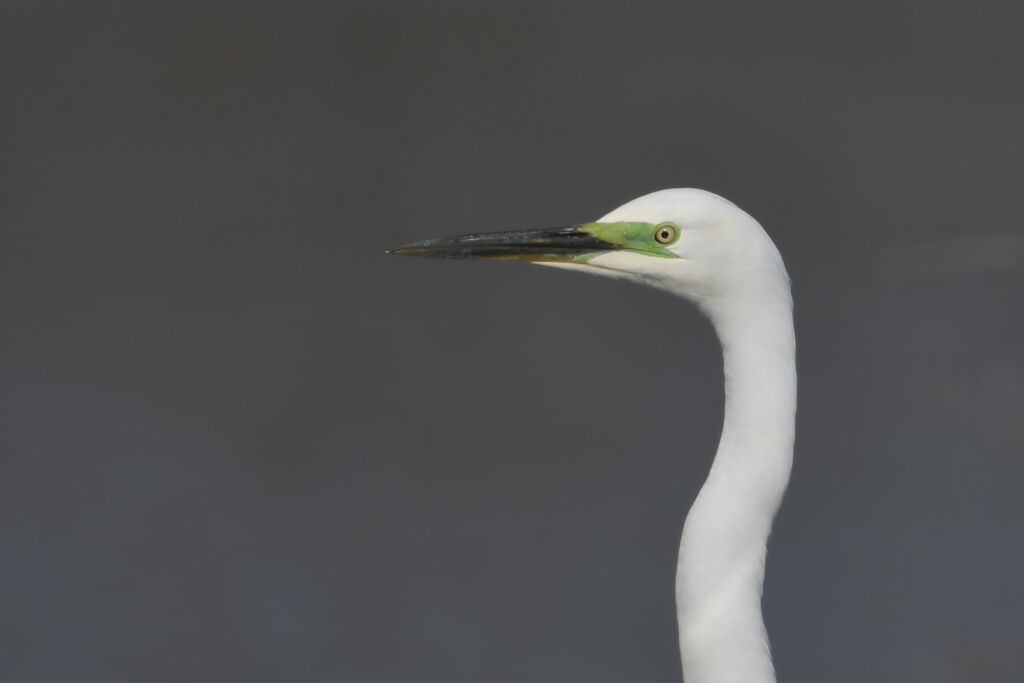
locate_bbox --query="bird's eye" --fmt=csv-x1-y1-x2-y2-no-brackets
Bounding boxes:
654,224,678,244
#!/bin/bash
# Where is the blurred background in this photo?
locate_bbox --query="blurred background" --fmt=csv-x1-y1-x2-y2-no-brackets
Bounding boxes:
2,1,1023,682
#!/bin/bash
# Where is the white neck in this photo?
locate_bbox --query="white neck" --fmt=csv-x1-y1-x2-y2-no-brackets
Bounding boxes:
675,284,796,683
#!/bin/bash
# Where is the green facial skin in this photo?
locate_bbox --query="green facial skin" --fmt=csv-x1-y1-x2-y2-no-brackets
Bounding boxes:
577,221,680,261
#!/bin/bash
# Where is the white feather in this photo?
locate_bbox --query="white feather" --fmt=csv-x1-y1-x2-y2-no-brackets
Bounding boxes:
546,189,796,683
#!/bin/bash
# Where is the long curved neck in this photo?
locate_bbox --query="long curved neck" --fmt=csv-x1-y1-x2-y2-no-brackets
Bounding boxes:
676,285,796,683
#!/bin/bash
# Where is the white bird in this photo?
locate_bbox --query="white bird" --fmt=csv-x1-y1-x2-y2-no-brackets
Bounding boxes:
390,189,796,683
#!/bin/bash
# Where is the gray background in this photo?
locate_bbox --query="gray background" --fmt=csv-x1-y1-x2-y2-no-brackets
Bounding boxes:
2,1,1023,682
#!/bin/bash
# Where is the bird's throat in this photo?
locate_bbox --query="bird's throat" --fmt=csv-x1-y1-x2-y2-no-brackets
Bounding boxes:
676,288,797,683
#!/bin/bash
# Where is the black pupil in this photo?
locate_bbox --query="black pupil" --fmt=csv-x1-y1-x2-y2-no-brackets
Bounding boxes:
660,229,669,239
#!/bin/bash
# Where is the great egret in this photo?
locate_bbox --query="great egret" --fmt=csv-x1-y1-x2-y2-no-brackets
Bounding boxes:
390,189,796,683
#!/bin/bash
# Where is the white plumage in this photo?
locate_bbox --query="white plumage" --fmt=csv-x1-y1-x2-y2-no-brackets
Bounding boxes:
393,189,796,683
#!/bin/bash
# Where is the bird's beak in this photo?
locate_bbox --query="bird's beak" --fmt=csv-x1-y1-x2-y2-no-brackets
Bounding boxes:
387,225,621,263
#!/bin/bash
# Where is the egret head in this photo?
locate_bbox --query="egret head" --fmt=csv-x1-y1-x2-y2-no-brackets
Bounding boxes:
389,188,788,311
